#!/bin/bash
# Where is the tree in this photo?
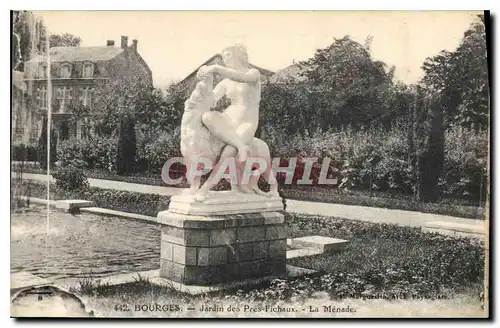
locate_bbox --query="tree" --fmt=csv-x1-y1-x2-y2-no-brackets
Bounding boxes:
421,16,489,129
115,114,137,175
416,92,445,203
135,83,184,134
49,33,82,47
297,36,395,131
12,11,83,71
12,11,47,70
92,60,153,136
260,81,315,136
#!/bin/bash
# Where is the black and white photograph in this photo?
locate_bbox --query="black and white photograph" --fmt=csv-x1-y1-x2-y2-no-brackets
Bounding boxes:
9,10,490,318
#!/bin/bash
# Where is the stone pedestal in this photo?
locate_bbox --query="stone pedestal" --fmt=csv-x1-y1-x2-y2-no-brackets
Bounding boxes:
158,191,287,286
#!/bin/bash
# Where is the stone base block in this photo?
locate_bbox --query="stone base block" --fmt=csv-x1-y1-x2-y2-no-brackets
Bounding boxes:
422,227,485,240
55,200,95,212
423,221,485,235
159,208,287,286
167,191,284,215
291,235,349,252
286,248,324,259
160,258,286,286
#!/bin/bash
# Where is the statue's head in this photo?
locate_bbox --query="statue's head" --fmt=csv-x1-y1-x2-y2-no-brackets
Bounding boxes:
221,44,248,69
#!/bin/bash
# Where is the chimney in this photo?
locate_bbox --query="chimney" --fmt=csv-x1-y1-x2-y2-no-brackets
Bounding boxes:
121,36,128,49
132,39,138,52
106,40,115,47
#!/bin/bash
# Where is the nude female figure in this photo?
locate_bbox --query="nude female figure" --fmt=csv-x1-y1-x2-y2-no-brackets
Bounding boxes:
187,44,262,194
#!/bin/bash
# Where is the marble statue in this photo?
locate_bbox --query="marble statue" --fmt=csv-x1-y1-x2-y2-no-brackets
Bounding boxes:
180,44,279,201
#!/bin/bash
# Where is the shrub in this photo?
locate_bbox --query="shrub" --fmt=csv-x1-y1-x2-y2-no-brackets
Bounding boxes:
12,144,38,162
441,124,488,200
52,166,90,192
264,122,488,201
57,137,117,171
12,181,169,216
136,129,182,174
75,187,170,216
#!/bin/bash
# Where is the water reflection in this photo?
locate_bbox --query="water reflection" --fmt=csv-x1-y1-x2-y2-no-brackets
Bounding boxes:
11,209,161,279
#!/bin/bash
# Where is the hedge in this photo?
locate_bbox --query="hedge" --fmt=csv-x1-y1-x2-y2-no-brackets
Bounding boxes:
12,144,38,162
14,180,170,217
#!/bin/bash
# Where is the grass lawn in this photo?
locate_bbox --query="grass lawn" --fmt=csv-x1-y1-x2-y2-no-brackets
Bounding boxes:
67,215,485,318
11,179,486,318
79,283,485,318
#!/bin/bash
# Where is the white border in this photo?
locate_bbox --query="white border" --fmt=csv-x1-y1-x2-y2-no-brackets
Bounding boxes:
5,0,498,10
2,1,497,327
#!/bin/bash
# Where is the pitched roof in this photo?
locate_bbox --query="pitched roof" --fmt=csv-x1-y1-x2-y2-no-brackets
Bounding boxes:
269,63,307,84
179,54,275,85
26,46,124,63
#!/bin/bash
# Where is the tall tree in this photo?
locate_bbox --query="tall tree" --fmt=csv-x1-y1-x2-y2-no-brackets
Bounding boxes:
37,116,57,170
260,81,314,136
92,60,152,136
298,36,395,130
421,16,489,129
416,92,445,203
12,11,47,70
12,11,83,71
135,83,184,133
115,114,137,175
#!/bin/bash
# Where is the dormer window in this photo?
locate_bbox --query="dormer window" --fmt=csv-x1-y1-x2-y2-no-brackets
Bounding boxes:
82,62,95,78
60,63,72,78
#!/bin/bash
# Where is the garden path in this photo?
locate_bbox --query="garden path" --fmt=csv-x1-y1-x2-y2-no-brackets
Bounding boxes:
16,173,487,232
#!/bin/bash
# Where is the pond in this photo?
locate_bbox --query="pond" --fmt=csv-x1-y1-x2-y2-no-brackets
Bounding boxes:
11,207,161,279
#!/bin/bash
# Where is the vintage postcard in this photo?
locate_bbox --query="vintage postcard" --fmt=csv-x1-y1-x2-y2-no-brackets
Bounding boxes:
10,10,490,318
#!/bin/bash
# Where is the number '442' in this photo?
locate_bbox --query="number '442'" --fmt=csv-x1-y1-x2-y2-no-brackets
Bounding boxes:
114,304,130,312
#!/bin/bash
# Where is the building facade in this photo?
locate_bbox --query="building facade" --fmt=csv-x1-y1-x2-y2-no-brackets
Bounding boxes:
13,36,152,146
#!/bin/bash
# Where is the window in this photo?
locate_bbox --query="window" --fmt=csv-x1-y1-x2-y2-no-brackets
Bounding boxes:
80,87,94,107
14,109,24,139
81,118,92,139
29,129,38,145
56,87,72,113
82,63,94,78
36,87,48,109
38,65,46,78
29,119,40,144
59,120,70,141
60,64,72,78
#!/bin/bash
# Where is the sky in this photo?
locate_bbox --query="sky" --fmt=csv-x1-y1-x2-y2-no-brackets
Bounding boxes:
35,11,481,88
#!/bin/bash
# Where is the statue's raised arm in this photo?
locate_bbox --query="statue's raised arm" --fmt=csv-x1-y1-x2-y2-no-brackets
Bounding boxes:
180,44,278,201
